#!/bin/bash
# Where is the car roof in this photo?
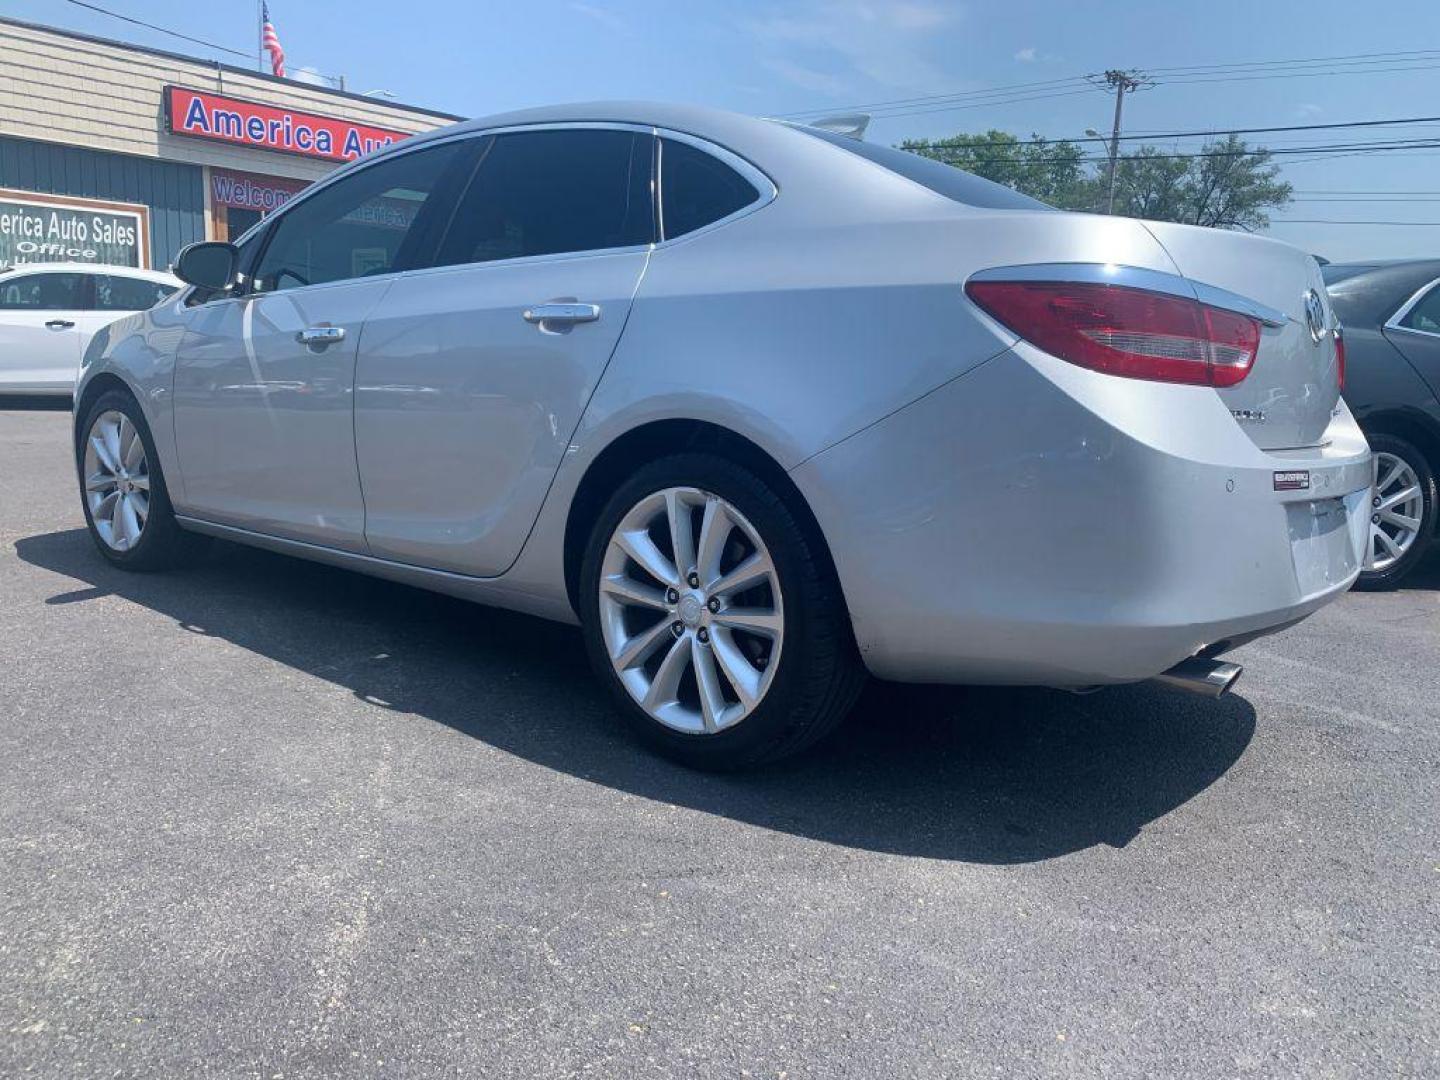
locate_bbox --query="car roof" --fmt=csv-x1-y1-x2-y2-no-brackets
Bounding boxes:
1322,258,1440,326
327,99,1026,229
0,261,181,284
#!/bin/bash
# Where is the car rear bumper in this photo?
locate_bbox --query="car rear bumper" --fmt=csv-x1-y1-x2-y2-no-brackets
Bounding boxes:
791,344,1372,686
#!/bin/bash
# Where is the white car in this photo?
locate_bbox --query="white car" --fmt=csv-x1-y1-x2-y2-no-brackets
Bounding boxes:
0,262,181,395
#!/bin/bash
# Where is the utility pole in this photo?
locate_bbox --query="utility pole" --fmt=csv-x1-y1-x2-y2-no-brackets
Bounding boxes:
1090,69,1152,215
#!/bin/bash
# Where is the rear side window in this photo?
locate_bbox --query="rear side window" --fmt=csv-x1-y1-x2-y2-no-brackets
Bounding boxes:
660,138,761,239
94,274,177,311
434,128,654,267
252,140,468,293
0,272,84,310
793,125,1054,211
1399,282,1440,334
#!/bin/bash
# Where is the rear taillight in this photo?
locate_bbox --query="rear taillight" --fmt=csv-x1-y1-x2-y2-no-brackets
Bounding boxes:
1334,326,1346,391
965,280,1260,388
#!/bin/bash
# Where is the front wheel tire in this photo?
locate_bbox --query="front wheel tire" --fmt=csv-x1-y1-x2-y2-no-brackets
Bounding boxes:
579,453,864,770
76,389,208,571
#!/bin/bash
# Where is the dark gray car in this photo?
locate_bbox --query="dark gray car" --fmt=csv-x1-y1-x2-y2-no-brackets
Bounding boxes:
1324,259,1440,587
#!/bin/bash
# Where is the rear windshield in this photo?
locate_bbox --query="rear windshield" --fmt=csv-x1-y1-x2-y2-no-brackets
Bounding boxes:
1321,264,1381,286
792,125,1054,212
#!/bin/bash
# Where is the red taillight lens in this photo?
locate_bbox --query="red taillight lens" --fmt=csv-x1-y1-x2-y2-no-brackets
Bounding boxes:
1334,326,1346,391
965,280,1260,388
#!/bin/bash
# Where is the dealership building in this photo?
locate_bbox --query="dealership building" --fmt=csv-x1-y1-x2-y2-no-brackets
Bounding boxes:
0,16,460,271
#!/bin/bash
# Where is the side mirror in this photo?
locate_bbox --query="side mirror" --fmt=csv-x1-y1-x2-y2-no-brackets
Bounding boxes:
174,241,239,292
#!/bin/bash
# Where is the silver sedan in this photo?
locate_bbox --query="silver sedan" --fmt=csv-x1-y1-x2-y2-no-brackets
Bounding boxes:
74,102,1370,768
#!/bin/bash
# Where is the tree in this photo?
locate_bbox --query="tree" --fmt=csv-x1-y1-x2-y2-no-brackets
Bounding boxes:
900,130,1292,229
1112,135,1292,230
898,130,1091,209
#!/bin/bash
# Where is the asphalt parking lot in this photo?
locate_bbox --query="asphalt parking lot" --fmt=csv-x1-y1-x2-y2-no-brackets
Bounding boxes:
1,401,1436,1079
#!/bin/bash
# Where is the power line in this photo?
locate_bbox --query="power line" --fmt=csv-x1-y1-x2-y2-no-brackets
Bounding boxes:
60,0,251,60
778,74,1094,118
1155,62,1440,87
984,114,1440,150
860,88,1104,120
912,138,1440,168
783,47,1440,122
1147,47,1440,75
864,62,1440,120
1269,219,1440,226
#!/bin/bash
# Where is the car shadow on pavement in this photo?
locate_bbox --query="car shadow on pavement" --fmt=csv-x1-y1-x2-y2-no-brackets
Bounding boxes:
17,527,1257,864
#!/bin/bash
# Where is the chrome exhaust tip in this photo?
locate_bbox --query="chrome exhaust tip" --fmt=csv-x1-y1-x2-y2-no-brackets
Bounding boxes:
1153,656,1243,698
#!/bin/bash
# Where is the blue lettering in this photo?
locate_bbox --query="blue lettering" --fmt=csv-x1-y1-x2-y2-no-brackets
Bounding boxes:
213,109,243,138
182,96,210,132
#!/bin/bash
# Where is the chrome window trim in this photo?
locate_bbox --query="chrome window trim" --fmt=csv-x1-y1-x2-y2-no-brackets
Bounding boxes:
653,130,777,246
400,243,655,282
1382,275,1440,339
966,262,1291,328
223,120,777,291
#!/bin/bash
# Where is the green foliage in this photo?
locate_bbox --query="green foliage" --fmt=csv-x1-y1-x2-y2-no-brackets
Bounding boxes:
1112,135,1293,230
898,130,1092,208
900,130,1293,229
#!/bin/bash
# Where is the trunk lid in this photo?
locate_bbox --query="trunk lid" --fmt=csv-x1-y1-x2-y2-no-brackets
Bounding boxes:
1142,220,1340,450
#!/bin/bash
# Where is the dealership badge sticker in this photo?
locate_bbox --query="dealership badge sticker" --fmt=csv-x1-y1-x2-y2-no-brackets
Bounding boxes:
1274,471,1310,492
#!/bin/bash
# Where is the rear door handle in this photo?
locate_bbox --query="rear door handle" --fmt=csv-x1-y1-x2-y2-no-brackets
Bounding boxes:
45,319,75,330
522,303,600,327
296,325,346,347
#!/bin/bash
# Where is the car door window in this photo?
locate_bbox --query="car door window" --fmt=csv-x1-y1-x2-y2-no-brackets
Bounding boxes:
659,137,761,239
1399,283,1440,335
251,140,468,293
94,275,178,311
0,273,85,310
431,128,654,268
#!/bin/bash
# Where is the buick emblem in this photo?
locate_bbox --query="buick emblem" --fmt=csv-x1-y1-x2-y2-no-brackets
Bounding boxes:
1303,288,1326,343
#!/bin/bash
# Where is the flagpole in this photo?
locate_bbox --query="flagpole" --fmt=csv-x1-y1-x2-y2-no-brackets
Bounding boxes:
256,1,263,73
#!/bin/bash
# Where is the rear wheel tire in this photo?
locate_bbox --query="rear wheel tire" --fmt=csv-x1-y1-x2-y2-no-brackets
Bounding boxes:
579,452,865,770
1355,432,1435,591
76,389,209,571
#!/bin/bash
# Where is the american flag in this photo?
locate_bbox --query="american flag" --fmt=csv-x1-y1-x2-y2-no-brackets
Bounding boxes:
261,3,286,78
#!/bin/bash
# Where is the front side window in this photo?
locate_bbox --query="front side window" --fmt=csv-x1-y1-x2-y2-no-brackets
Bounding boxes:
252,140,467,293
1399,282,1440,335
433,128,654,267
0,272,85,310
660,138,761,239
95,275,178,311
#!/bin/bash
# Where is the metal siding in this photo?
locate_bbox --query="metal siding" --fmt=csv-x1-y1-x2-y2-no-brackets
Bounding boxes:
0,134,204,266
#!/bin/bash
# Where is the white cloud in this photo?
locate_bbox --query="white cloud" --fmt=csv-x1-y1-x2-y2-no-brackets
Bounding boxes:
1014,47,1037,62
1297,102,1323,118
568,2,627,33
763,58,852,96
742,2,962,97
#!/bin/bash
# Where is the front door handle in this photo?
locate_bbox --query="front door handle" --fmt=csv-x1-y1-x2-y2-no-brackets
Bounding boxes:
522,303,600,328
45,319,75,330
297,325,346,347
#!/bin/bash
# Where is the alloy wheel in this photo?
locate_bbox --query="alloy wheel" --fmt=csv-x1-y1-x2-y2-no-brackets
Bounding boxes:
83,409,151,552
598,487,784,735
1366,450,1425,571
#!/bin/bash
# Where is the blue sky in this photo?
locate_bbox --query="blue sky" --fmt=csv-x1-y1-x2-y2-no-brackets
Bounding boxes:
13,0,1440,261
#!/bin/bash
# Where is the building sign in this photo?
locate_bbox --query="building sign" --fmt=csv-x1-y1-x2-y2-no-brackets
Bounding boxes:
0,189,149,267
211,168,310,213
165,86,412,163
